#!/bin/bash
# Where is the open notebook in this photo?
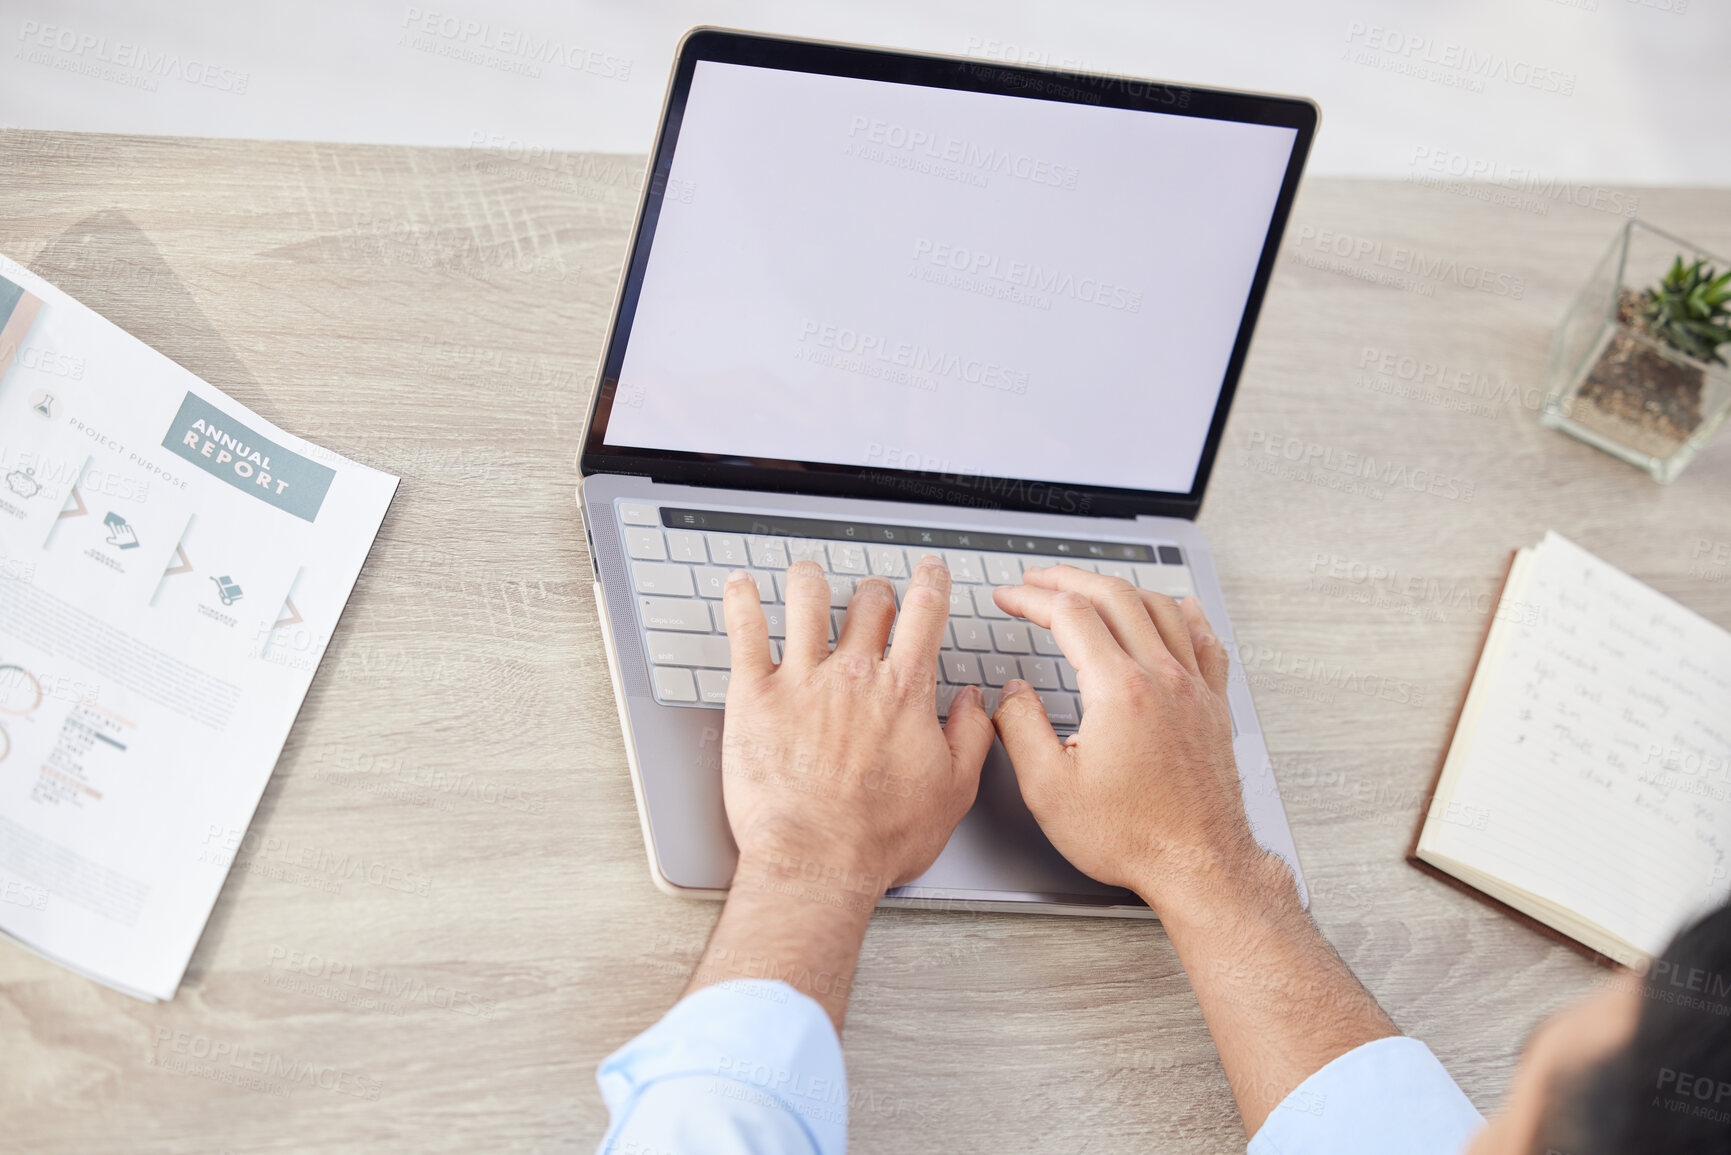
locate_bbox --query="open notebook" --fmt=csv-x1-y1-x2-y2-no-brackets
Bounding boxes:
1410,531,1731,968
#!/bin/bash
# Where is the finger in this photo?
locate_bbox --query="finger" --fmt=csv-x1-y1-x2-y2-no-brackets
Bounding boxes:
781,560,833,669
943,685,995,791
836,576,897,658
721,570,774,679
1136,590,1200,677
993,584,1136,679
993,679,1070,815
1021,565,1173,671
886,556,951,672
1181,597,1230,699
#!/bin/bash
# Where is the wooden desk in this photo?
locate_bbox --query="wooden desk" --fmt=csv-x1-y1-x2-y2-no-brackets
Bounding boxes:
2,130,1727,1154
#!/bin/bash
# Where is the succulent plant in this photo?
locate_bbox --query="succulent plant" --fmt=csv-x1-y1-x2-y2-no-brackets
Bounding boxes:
1640,255,1731,366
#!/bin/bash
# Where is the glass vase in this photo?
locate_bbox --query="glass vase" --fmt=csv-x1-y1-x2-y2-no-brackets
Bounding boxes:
1541,219,1731,484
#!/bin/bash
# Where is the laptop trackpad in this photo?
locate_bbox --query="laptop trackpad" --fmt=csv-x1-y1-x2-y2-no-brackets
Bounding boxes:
892,739,1140,904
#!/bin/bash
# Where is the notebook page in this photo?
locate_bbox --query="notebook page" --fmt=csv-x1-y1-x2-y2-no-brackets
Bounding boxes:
1424,532,1731,958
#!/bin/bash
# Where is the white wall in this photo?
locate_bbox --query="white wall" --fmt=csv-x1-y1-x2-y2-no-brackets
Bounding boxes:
2,0,1722,183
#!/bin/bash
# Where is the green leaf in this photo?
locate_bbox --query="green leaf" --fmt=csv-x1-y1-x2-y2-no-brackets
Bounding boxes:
1644,253,1731,359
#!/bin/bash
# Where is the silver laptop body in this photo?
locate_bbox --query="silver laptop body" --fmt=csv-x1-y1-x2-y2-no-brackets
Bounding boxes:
577,30,1320,915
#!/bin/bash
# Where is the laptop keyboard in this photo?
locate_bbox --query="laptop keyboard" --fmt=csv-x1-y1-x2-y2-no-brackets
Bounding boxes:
612,502,1193,729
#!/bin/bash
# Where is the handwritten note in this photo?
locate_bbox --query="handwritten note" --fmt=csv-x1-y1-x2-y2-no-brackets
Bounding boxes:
1431,532,1731,959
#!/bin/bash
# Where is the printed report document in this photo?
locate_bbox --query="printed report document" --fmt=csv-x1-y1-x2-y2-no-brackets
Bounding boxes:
0,254,397,999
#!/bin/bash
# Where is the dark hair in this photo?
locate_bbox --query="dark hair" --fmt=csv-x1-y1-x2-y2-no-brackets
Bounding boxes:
1539,902,1731,1154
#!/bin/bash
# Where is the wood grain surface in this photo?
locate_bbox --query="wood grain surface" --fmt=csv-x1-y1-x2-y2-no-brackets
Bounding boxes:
0,129,1727,1154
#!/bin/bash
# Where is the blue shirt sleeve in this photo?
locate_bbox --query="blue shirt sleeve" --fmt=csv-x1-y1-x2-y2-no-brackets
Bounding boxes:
1246,1036,1484,1155
596,980,848,1155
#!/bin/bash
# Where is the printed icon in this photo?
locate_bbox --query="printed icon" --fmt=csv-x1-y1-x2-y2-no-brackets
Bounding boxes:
6,467,40,498
102,511,140,550
28,390,56,419
58,484,87,520
210,575,244,605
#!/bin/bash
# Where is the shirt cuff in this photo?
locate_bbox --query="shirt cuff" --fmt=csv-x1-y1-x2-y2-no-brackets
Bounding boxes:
596,980,848,1155
1247,1036,1484,1155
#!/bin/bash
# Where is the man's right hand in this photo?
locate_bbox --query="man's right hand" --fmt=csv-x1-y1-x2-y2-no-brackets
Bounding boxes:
995,564,1399,1140
991,565,1286,919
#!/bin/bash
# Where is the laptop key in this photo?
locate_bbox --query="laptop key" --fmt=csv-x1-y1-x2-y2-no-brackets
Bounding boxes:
695,669,731,704
1057,659,1079,691
692,566,772,601
1030,625,1062,656
693,566,729,598
651,666,698,702
786,538,826,564
1039,692,1080,728
973,587,1010,619
948,588,974,617
953,620,992,651
624,527,666,560
633,562,695,597
868,545,907,577
707,534,749,566
944,551,983,583
618,503,659,526
1019,656,1060,691
941,652,982,685
645,631,732,668
983,553,1022,585
1134,564,1192,599
639,597,713,632
991,622,1031,654
666,529,706,563
828,542,869,575
747,535,788,568
1094,561,1134,581
981,655,1017,686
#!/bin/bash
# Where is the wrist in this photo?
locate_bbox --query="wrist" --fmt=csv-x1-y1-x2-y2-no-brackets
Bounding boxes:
695,847,884,1032
733,844,891,915
1132,840,1300,937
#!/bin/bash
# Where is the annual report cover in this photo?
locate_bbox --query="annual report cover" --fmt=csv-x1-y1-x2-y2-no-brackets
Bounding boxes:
0,257,399,1000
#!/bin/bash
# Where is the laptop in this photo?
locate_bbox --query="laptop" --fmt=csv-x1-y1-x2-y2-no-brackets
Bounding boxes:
577,29,1318,916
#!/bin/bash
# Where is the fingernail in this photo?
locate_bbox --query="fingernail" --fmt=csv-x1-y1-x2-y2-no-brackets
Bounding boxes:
1002,679,1028,695
959,685,982,705
728,569,753,584
918,554,946,569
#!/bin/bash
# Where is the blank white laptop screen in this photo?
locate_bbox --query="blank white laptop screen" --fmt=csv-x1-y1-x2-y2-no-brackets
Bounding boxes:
604,60,1298,495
